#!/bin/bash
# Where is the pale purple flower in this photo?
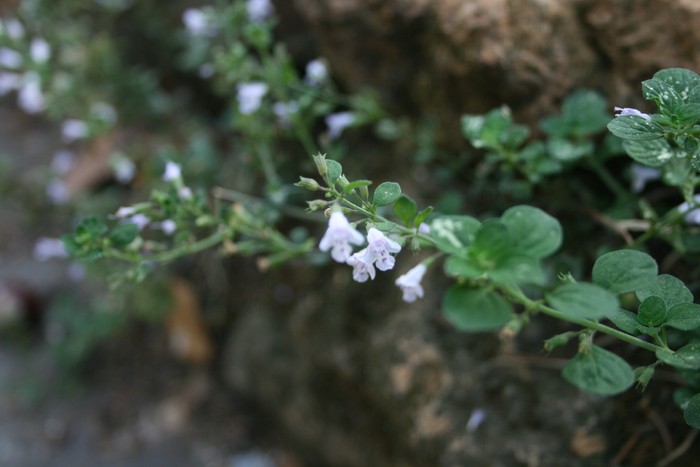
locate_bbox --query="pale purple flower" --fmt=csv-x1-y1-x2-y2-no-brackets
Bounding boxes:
630,164,661,193
304,59,327,86
111,154,136,184
272,101,298,126
51,149,76,175
163,161,182,182
247,0,275,22
0,47,22,68
319,211,365,263
0,72,20,95
346,248,376,282
678,194,700,225
159,219,177,235
614,106,651,120
61,119,89,142
127,213,150,231
417,223,431,235
178,186,193,200
3,18,24,40
30,37,50,63
466,408,487,432
67,262,86,282
45,179,69,204
325,111,355,140
182,8,216,36
365,227,401,271
114,206,137,218
17,73,44,114
33,237,68,261
237,82,268,115
395,263,427,303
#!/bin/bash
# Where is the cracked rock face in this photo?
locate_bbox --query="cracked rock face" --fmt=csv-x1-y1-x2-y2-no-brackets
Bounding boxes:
286,0,700,145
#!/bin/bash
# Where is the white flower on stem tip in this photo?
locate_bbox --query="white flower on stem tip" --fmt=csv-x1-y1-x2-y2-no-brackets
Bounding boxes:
111,154,136,184
365,227,401,271
30,37,50,63
346,248,376,283
304,59,327,86
395,263,427,303
3,18,24,40
272,101,298,126
61,119,89,142
163,161,182,182
33,237,68,262
159,219,177,235
237,82,268,115
179,186,193,200
319,211,365,263
630,164,661,193
614,106,651,120
127,213,150,231
18,73,44,114
114,206,137,218
182,8,216,36
325,111,355,140
247,0,275,22
678,194,700,225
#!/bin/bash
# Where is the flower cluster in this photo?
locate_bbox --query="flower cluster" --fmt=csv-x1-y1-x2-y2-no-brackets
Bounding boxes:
319,210,426,302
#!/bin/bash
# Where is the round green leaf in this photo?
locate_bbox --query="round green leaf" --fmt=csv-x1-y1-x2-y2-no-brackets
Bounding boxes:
607,115,663,141
666,302,700,331
562,345,634,395
372,182,401,206
637,296,667,327
430,215,481,255
684,394,700,429
392,194,417,226
591,250,658,295
109,223,140,248
622,138,674,167
443,286,513,332
546,282,619,320
637,274,693,309
500,205,562,258
656,344,700,370
325,159,342,183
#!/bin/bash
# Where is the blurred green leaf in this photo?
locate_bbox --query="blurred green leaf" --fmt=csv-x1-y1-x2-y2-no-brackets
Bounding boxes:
562,344,634,395
546,283,619,320
443,285,513,332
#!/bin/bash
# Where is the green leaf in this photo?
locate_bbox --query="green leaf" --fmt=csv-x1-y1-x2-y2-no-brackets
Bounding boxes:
591,250,658,294
444,256,482,279
546,138,593,161
562,345,634,395
392,195,417,226
489,254,546,286
342,179,373,195
607,116,664,141
109,223,139,248
501,205,562,258
683,394,700,429
604,307,640,335
443,285,513,332
499,124,530,148
372,181,401,206
413,206,433,228
636,274,693,309
653,68,700,101
657,344,700,370
622,138,674,167
666,302,700,331
562,90,611,136
674,103,700,125
430,215,481,255
76,217,108,238
637,296,667,327
471,220,510,259
546,283,619,320
461,107,512,149
642,78,682,112
326,159,342,183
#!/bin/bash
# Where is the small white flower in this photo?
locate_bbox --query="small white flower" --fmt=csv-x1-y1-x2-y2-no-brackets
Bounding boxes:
325,111,355,140
304,59,327,86
159,219,177,235
237,82,268,115
417,223,431,235
395,263,427,303
614,106,651,120
179,186,193,200
466,408,487,432
61,119,89,142
365,227,401,271
111,154,136,184
272,101,298,126
630,164,661,193
678,194,700,225
319,211,365,263
0,72,20,95
51,149,76,175
33,237,68,261
163,161,182,182
45,179,69,204
3,18,24,40
17,73,44,114
30,37,51,63
346,248,376,282
182,8,216,36
128,213,150,231
114,206,137,218
247,0,274,22
0,47,22,68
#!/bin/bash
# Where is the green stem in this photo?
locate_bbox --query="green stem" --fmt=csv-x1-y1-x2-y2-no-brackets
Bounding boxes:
107,229,229,265
502,286,664,354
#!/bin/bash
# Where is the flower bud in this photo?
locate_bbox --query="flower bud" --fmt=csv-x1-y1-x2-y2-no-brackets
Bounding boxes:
295,176,320,191
306,199,329,211
313,153,328,177
543,332,576,352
